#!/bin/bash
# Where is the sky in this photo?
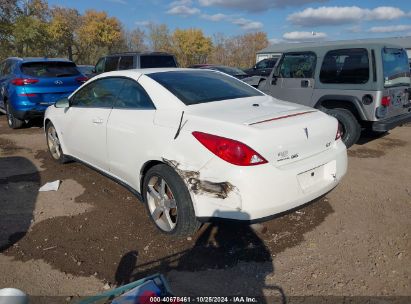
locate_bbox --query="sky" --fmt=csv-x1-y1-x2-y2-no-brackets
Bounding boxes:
48,0,411,43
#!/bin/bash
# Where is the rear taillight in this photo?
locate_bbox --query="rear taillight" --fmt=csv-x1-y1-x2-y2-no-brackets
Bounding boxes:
18,93,37,97
335,123,342,141
11,78,39,86
76,76,88,83
381,96,391,107
192,131,268,166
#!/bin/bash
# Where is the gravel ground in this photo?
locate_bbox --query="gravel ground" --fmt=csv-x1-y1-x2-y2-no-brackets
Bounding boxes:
0,115,410,303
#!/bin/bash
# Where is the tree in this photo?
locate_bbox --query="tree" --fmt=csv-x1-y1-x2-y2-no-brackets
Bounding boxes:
171,28,213,67
214,32,268,68
11,0,51,57
147,23,172,52
209,33,228,65
124,28,148,52
0,0,20,59
240,32,269,67
76,10,123,64
48,7,80,60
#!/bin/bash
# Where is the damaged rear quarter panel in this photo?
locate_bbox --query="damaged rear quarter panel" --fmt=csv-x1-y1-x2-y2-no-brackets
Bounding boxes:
161,157,243,212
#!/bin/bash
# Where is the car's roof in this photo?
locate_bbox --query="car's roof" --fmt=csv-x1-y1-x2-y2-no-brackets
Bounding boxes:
281,42,405,54
7,57,74,63
105,52,174,57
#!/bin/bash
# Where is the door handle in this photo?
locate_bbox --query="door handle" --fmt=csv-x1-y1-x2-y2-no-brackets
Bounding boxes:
92,117,104,124
301,80,310,87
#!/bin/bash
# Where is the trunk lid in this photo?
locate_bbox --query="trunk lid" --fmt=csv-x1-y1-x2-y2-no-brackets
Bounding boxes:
186,96,339,166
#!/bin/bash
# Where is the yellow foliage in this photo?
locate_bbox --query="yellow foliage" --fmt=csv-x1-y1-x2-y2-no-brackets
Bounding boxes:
172,28,213,67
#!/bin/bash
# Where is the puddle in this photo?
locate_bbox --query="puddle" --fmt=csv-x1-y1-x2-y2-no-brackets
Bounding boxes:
348,148,385,158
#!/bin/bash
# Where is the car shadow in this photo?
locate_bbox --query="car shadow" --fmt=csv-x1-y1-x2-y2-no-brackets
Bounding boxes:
0,156,40,252
356,130,389,146
115,211,286,303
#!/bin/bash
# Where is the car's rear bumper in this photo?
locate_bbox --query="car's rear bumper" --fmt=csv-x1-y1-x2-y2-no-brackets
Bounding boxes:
189,140,347,221
13,109,45,120
372,112,411,132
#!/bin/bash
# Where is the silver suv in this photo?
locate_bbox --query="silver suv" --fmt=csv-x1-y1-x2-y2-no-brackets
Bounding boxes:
259,43,411,147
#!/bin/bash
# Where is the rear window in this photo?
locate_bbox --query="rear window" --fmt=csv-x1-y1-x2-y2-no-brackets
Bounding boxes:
382,48,410,88
148,70,263,105
21,61,80,78
140,55,177,68
320,48,369,84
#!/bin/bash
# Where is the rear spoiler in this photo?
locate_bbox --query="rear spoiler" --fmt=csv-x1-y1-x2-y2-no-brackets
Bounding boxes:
247,110,317,126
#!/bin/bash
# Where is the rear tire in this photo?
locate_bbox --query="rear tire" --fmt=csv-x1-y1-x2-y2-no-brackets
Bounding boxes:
326,108,361,148
142,164,200,236
6,102,24,129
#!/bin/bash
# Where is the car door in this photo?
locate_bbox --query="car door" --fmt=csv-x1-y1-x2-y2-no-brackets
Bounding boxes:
106,77,156,188
62,77,124,171
267,52,316,106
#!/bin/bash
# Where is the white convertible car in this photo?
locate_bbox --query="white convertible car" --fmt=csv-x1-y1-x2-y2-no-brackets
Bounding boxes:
44,68,347,236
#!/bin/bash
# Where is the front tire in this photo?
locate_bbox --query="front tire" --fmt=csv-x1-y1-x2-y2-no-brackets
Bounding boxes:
142,164,200,236
46,122,69,163
6,102,24,129
326,108,361,148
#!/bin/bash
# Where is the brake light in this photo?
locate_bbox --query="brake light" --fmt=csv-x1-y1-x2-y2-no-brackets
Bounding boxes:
381,96,391,107
11,78,39,86
18,93,37,97
192,131,268,166
76,76,88,83
335,123,342,141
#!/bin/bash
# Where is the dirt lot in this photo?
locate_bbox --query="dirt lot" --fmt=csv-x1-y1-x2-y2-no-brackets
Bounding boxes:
0,114,410,302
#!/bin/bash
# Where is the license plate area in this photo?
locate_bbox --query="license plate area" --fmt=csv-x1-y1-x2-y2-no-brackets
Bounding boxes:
297,161,337,193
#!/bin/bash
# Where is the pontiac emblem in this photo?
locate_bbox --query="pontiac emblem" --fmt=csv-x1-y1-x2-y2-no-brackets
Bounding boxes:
304,128,309,139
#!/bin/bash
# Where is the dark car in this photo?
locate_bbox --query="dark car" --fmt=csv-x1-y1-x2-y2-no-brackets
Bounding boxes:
0,57,87,129
244,57,278,77
198,65,249,79
188,64,213,68
77,65,95,78
94,52,178,75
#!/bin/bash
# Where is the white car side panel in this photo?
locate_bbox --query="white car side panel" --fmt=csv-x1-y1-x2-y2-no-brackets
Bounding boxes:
106,109,161,189
61,107,112,172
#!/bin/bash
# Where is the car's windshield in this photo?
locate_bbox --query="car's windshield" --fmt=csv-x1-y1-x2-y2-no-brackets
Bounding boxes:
382,48,411,87
148,70,263,105
21,61,80,78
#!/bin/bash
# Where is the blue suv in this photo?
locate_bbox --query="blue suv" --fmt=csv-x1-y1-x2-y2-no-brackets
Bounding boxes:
0,57,87,128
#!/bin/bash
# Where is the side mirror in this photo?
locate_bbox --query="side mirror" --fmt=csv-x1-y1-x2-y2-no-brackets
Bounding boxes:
271,76,278,85
92,68,96,73
54,97,70,108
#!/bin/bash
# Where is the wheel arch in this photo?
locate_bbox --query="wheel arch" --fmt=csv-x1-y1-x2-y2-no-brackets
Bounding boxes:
139,160,165,194
315,95,367,122
44,118,52,131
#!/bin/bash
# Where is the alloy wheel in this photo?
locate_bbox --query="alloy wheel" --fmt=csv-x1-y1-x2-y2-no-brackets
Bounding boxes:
47,125,61,160
146,175,178,232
